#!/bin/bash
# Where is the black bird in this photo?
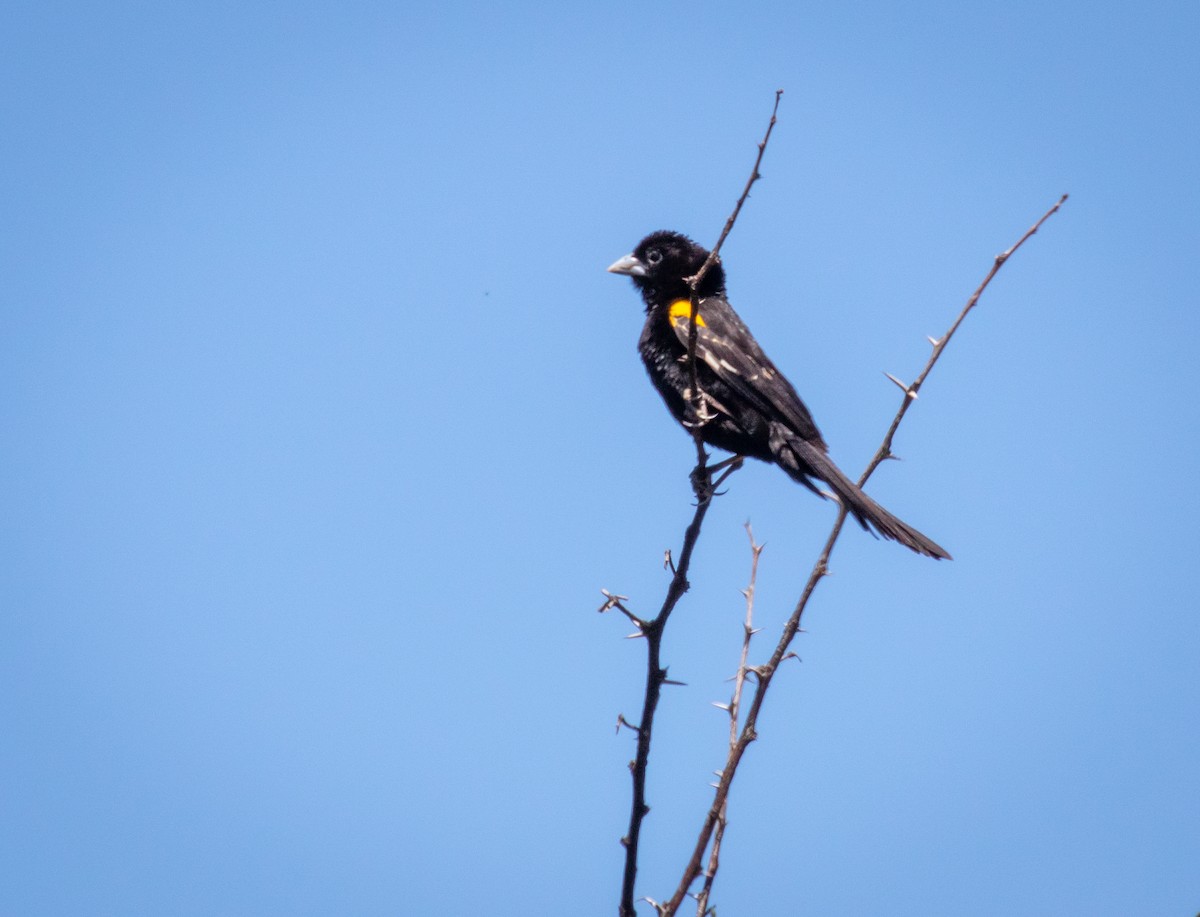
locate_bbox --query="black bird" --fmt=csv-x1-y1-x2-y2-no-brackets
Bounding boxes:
607,230,950,560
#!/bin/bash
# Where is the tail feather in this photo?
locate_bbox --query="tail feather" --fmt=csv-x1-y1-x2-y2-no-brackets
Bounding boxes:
772,428,951,560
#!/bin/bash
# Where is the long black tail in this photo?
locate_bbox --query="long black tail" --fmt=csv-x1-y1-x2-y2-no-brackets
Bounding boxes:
774,429,951,560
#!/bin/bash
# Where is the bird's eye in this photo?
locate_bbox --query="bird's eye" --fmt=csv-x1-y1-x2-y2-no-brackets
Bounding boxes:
646,249,663,265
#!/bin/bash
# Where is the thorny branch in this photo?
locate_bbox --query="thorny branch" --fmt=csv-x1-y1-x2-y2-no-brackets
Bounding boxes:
662,194,1069,914
693,525,763,917
605,92,785,917
685,89,784,449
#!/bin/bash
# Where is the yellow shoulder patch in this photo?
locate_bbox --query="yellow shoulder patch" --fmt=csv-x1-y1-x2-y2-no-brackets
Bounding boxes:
668,299,706,328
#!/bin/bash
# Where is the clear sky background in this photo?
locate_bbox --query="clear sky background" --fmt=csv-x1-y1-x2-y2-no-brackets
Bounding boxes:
3,2,1197,915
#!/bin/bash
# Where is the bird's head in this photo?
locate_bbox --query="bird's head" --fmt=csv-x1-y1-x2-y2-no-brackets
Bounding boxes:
607,231,725,309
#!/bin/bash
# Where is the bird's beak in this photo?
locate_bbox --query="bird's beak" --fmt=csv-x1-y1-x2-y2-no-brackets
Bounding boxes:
607,253,647,277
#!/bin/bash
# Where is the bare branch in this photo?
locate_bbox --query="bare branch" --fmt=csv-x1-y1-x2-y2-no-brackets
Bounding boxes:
684,90,784,435
694,525,763,915
662,194,1069,914
864,194,1069,483
691,89,786,291
616,94,785,917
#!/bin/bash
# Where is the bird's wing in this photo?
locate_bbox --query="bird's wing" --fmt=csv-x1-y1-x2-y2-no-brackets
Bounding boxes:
666,296,826,447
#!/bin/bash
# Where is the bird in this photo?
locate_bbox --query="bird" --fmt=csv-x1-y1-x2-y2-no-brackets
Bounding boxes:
607,230,950,560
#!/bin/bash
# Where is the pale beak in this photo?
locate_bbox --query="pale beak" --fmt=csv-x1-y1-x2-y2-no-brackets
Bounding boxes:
606,253,647,277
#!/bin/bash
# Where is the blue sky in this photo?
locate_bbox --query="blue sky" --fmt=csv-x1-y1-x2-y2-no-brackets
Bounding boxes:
3,2,1198,914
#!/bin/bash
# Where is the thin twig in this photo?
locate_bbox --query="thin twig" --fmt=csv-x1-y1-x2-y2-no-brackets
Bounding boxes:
863,194,1069,481
662,194,1069,914
694,525,763,916
614,94,785,917
691,90,785,293
685,90,784,436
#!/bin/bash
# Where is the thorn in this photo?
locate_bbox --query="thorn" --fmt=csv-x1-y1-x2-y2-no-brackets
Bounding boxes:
663,678,688,687
625,631,646,640
927,335,942,347
640,896,665,916
597,589,630,613
615,714,641,734
884,371,918,398
712,701,731,711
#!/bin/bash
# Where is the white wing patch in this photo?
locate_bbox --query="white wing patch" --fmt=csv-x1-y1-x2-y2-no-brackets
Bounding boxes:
701,349,742,377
